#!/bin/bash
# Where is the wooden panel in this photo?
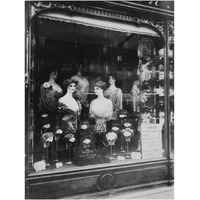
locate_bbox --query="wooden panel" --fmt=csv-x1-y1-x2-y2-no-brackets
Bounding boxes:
26,161,171,199
115,166,167,187
27,175,99,199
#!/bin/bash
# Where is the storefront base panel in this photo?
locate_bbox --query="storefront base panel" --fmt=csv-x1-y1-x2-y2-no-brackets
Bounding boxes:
70,180,172,199
26,160,172,199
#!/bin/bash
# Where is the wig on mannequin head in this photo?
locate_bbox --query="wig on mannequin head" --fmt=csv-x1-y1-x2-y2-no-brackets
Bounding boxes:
107,73,121,87
94,80,107,91
62,79,78,92
107,73,116,80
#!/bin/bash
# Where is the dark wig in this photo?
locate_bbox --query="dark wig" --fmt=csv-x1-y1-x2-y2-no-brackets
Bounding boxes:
62,79,78,91
107,74,116,81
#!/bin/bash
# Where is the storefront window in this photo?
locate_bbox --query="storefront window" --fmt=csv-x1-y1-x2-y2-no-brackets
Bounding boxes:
26,12,169,175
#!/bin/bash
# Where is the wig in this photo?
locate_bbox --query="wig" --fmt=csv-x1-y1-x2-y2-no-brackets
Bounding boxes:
94,80,107,91
62,79,78,91
107,73,115,80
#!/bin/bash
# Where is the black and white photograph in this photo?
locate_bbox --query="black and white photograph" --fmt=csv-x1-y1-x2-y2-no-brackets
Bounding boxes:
24,1,175,199
0,0,200,200
3,1,200,200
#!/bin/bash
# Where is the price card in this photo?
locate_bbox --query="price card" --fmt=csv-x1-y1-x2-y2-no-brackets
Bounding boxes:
56,162,63,168
141,124,163,159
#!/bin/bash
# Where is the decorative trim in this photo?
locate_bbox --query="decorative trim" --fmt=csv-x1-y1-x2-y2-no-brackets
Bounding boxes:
97,173,117,190
73,5,165,36
135,18,164,36
30,2,165,37
38,15,159,37
31,1,73,16
74,6,137,22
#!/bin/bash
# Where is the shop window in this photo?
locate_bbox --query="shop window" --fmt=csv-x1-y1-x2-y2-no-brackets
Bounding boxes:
26,15,168,175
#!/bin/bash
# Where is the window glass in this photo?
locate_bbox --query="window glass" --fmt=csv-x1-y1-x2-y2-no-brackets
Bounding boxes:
27,18,168,175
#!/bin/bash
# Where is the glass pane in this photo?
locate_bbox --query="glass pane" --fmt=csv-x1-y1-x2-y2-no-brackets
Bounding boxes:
137,37,167,160
27,18,167,175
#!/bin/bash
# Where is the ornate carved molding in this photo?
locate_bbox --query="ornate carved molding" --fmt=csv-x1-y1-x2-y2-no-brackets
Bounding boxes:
30,1,165,36
73,5,165,36
134,17,164,36
30,1,73,16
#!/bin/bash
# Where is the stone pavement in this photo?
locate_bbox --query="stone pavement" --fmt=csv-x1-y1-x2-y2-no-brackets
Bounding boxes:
108,186,174,199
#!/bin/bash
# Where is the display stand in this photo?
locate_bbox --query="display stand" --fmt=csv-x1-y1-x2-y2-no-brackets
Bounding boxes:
125,137,131,159
109,144,114,160
66,142,72,165
54,130,63,163
54,139,59,163
106,132,117,161
111,126,119,156
113,143,117,156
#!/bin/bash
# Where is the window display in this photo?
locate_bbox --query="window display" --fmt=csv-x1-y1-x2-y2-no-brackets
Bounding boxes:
26,14,169,175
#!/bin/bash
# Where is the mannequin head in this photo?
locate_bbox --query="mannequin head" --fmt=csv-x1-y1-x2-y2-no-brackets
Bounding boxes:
131,80,140,94
94,81,107,91
108,74,116,86
94,81,107,96
49,70,58,80
63,79,77,93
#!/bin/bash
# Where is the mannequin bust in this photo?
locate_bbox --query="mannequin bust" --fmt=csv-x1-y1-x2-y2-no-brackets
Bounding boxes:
140,57,151,82
40,68,63,162
40,69,63,113
40,68,63,133
130,80,140,112
89,81,113,148
104,74,123,120
58,79,81,136
71,65,89,105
